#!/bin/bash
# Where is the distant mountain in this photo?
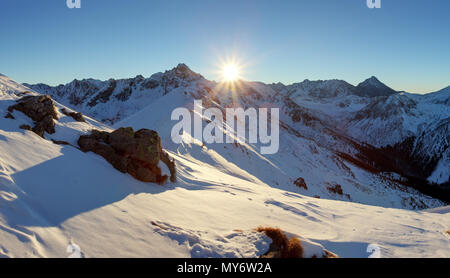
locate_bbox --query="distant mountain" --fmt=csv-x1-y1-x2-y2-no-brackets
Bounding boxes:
282,79,357,98
421,86,450,106
24,64,204,124
355,76,398,97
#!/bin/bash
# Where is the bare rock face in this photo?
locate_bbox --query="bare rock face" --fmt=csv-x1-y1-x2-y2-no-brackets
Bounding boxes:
78,127,176,184
8,95,58,137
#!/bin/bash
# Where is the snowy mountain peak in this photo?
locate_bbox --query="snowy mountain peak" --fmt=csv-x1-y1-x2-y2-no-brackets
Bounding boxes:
364,76,382,86
174,63,191,72
284,79,357,99
356,76,397,97
163,63,204,82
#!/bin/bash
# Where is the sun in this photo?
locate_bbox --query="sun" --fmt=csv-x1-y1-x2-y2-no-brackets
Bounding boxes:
222,64,240,82
214,54,247,84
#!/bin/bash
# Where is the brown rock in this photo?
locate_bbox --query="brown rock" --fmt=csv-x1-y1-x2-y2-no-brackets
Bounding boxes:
61,108,86,122
294,177,308,190
32,124,45,137
78,135,129,173
19,124,32,131
327,184,344,195
90,129,110,142
9,95,58,122
77,127,176,184
109,128,162,165
9,95,58,138
127,159,167,183
51,139,70,145
161,150,176,182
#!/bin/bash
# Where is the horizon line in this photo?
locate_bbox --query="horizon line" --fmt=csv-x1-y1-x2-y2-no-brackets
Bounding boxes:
3,65,449,95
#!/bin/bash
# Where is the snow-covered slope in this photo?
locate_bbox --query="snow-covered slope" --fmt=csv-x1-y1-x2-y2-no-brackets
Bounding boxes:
113,82,443,209
269,77,449,185
1,71,448,258
419,86,450,106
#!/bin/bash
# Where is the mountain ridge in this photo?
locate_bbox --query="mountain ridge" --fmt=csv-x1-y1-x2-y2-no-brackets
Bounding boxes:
17,65,450,189
19,64,449,97
0,72,449,258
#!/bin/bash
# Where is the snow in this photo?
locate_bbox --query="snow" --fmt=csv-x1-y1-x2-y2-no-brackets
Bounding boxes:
272,80,448,184
116,87,443,209
424,206,450,214
428,151,450,184
0,73,449,258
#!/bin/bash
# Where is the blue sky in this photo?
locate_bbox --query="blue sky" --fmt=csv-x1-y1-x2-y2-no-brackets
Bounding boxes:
0,0,449,93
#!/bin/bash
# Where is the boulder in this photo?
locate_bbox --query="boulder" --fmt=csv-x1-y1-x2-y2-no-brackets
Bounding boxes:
61,108,86,122
127,159,167,184
8,95,58,138
293,177,308,190
78,127,176,184
109,128,161,165
33,114,56,136
9,95,58,122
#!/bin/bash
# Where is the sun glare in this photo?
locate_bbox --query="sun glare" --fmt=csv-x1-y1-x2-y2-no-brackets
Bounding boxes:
214,54,247,85
222,64,240,82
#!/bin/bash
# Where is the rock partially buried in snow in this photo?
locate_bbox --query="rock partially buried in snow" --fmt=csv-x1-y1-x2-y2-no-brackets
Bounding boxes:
78,127,176,184
4,112,14,119
293,177,308,190
19,124,32,131
61,107,86,122
8,95,58,137
256,227,338,258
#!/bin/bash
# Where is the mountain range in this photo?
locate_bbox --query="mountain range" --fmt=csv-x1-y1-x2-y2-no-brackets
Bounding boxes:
0,65,448,257
24,64,450,188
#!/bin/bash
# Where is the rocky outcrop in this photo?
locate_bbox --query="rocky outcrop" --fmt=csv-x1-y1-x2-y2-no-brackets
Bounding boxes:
293,177,308,190
61,108,86,122
8,95,58,137
257,227,303,258
327,184,343,195
78,127,176,184
257,227,338,258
